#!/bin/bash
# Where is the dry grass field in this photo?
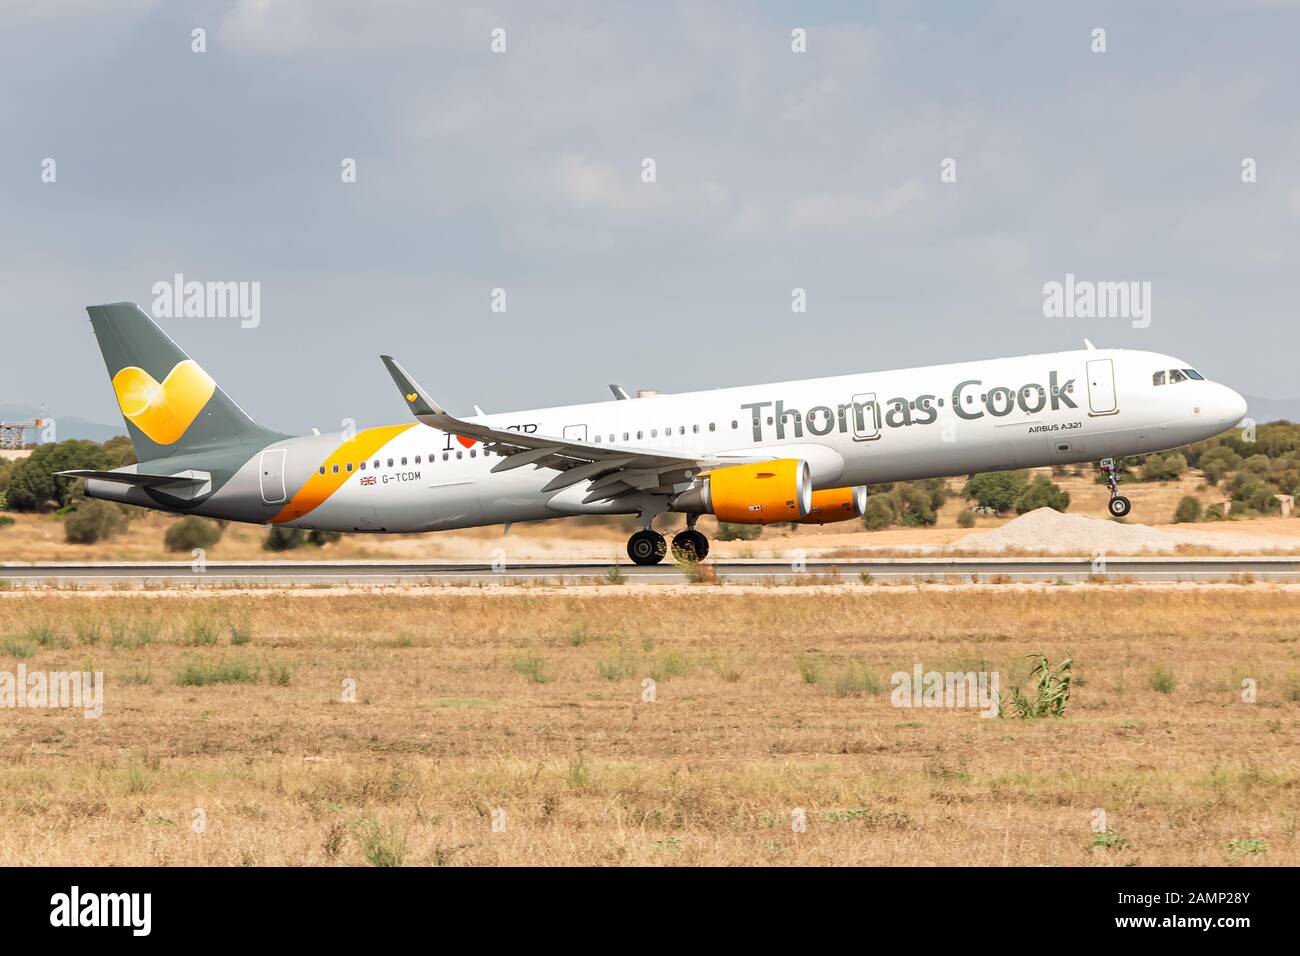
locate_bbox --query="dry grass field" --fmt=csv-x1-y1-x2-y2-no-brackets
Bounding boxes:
0,585,1296,866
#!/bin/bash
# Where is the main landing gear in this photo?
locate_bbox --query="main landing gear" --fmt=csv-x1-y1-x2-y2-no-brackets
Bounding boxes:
626,516,711,566
627,529,667,565
1100,458,1132,518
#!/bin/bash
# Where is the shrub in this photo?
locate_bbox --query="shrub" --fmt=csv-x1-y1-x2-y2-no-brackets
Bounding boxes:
263,526,306,551
1002,656,1072,719
1148,665,1175,694
0,515,14,529
175,659,258,686
1140,452,1187,482
63,500,127,544
308,530,343,546
862,496,895,530
1014,475,1070,514
956,509,976,529
1173,496,1202,524
164,516,223,552
1198,446,1241,484
715,522,761,541
962,471,1029,515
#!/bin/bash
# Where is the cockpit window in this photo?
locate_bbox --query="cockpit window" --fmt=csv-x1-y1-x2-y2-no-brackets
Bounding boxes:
1152,370,1166,386
1168,369,1187,384
1183,369,1204,380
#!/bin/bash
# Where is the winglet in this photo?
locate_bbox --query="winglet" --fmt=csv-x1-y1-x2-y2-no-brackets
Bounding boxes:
380,355,447,419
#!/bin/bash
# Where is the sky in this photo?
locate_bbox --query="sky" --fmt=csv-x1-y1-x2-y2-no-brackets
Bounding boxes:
1,0,1297,436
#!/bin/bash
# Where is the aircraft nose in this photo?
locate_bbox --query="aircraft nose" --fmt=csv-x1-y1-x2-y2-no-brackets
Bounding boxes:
1217,384,1248,426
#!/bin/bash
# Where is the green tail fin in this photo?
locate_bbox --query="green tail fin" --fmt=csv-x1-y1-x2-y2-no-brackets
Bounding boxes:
86,302,284,461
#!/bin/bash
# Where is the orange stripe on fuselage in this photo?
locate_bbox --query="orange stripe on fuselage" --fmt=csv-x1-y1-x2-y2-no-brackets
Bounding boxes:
271,423,415,524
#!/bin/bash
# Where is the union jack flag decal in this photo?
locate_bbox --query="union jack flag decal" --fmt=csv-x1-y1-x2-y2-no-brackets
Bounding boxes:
360,475,376,486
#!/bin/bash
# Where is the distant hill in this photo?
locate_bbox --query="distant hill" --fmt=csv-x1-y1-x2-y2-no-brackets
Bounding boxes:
1242,396,1300,425
0,403,125,444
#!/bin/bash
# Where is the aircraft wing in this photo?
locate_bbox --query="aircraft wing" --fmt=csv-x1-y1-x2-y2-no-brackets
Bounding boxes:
380,355,731,503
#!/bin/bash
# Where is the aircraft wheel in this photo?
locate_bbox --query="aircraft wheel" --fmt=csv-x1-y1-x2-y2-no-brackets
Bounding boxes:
1108,495,1132,518
627,530,667,566
671,529,710,562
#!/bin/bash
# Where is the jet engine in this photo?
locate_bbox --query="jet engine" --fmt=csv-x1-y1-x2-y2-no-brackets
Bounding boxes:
792,486,868,524
671,459,811,524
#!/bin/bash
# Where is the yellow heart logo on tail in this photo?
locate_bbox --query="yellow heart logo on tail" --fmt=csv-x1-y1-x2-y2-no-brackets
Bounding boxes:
112,360,216,445
405,392,418,402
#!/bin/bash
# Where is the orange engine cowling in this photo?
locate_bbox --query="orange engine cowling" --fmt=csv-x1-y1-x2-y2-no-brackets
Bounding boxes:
793,486,868,525
673,459,812,524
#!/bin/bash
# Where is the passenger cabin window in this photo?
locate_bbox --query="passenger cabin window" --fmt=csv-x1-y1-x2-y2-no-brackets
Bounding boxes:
346,463,353,472
1153,370,1166,386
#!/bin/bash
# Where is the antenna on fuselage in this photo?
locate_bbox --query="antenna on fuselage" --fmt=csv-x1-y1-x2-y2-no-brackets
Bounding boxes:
1083,338,1096,350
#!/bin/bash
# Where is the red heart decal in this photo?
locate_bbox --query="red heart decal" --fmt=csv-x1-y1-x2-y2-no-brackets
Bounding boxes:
456,435,477,448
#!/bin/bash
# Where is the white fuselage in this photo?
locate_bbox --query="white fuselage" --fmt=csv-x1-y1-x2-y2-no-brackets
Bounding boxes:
262,347,1247,533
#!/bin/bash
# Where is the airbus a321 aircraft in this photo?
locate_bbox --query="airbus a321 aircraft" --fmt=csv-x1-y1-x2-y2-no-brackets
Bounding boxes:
62,303,1248,565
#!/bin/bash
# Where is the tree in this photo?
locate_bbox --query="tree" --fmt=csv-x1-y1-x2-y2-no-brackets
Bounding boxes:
101,435,137,467
893,483,937,526
1013,475,1070,514
962,471,1029,515
4,440,109,511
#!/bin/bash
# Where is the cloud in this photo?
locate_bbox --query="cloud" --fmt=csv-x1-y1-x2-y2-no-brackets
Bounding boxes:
787,181,927,232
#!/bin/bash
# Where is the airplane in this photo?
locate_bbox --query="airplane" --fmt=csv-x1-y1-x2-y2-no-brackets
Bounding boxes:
61,302,1248,565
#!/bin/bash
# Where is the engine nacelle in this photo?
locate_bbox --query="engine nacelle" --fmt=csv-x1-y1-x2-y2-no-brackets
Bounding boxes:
792,486,868,525
672,459,811,524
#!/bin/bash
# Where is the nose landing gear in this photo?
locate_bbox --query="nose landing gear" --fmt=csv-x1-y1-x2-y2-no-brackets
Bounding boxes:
1100,458,1131,518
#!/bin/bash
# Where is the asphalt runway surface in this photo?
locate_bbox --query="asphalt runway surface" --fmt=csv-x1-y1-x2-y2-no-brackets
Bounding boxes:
2,557,1296,586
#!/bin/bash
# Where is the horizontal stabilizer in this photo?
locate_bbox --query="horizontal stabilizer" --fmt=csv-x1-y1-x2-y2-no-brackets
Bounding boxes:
56,469,210,488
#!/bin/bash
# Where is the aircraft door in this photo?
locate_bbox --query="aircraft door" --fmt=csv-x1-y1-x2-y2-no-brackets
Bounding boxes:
850,393,880,441
563,424,587,442
1085,359,1118,416
259,448,287,504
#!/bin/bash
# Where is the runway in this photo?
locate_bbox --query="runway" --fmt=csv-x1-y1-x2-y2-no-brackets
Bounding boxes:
2,556,1297,586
